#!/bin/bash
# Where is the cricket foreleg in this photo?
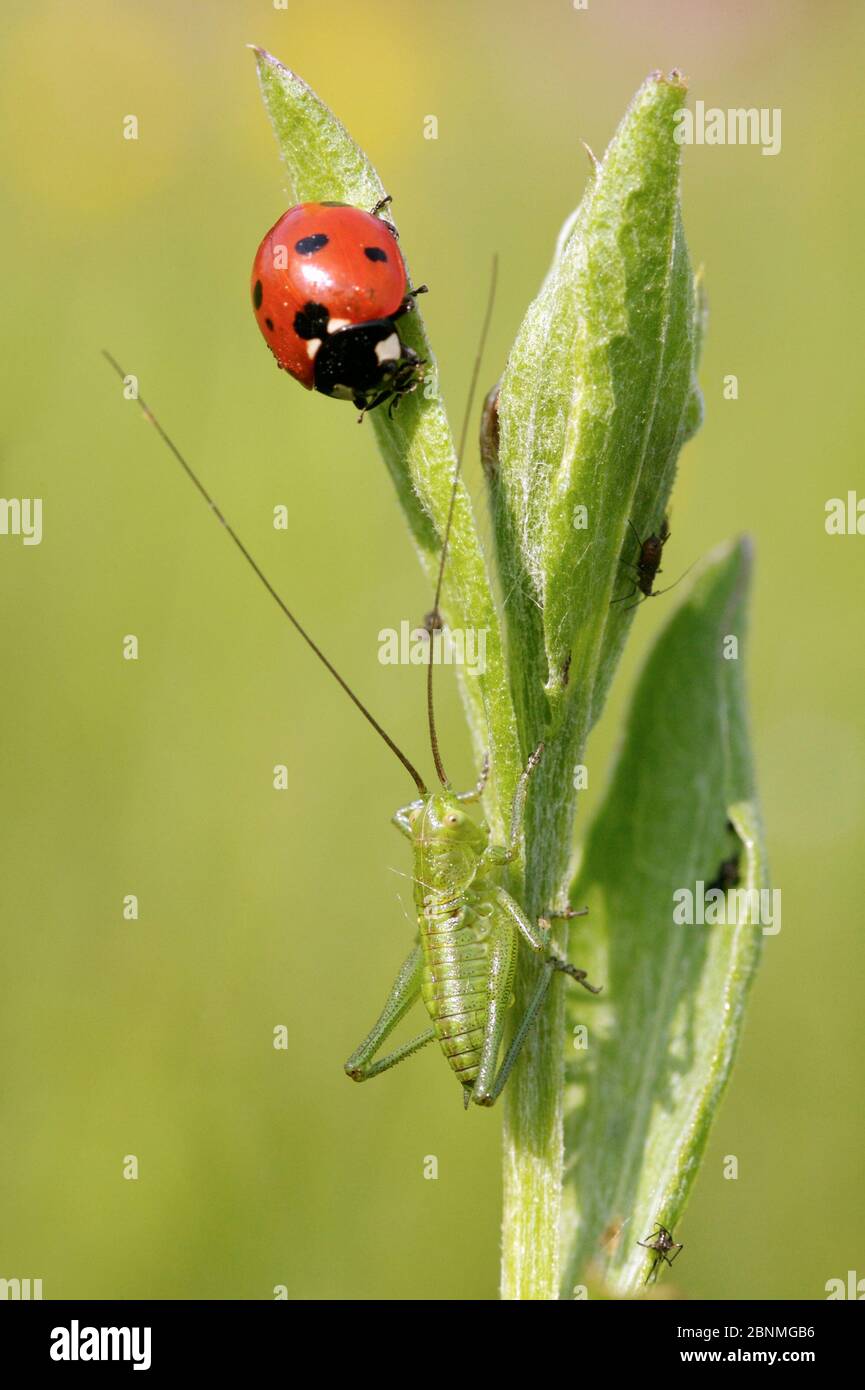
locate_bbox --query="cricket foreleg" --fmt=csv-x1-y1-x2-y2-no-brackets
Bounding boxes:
545,905,589,922
456,752,490,804
477,745,544,872
392,799,424,840
344,946,433,1082
507,743,543,856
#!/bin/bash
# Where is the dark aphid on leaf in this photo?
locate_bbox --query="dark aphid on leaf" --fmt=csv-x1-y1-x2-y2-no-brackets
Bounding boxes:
637,1222,684,1283
612,517,671,608
612,517,695,611
708,820,742,893
479,382,501,483
707,855,741,894
423,607,444,634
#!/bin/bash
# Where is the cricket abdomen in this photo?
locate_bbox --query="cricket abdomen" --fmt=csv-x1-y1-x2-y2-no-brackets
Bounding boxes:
419,894,491,1086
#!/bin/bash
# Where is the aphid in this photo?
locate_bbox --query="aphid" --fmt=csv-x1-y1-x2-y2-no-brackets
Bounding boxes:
423,606,444,634
707,821,742,893
637,1223,684,1283
251,196,427,418
104,261,600,1110
479,382,500,483
612,517,672,609
707,855,741,894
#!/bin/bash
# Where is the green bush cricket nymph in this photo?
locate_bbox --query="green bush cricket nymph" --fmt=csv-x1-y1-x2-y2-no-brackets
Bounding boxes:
104,268,599,1107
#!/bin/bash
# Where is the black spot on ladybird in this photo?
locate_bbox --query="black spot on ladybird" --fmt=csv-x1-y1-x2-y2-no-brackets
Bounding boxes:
293,301,331,340
295,233,329,256
364,246,388,263
264,317,274,332
253,279,263,309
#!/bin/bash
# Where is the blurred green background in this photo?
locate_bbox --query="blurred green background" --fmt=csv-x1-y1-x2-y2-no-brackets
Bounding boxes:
1,0,862,1300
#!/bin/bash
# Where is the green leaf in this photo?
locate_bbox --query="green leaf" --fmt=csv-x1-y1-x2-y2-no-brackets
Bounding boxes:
560,538,766,1295
496,71,705,1302
493,71,703,756
252,47,521,833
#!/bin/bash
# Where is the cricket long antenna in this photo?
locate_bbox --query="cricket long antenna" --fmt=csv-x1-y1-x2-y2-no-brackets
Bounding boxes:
426,255,498,787
102,350,428,797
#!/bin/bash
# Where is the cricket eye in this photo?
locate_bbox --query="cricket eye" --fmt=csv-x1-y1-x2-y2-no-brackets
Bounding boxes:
445,813,460,826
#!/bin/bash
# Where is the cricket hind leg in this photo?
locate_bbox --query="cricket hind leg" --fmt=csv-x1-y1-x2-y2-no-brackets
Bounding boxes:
469,896,600,1107
344,946,435,1082
475,957,557,1107
465,914,520,1108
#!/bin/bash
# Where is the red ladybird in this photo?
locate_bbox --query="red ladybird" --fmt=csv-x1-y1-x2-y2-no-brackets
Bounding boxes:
251,197,427,417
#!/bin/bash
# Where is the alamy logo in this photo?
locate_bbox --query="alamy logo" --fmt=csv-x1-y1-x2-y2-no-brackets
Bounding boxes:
826,1270,865,1299
674,101,781,157
0,497,42,545
0,1276,42,1299
673,881,781,936
50,1321,151,1371
378,621,488,676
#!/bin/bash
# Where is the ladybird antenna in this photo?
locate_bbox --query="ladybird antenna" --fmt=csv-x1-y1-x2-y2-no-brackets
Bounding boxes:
426,254,498,788
102,351,428,797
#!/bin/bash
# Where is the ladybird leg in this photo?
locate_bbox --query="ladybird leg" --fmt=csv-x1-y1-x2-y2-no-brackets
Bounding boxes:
370,195,399,240
355,386,394,421
392,285,429,319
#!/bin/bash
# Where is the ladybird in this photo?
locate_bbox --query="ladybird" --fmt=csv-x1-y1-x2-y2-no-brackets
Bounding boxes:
250,197,427,417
